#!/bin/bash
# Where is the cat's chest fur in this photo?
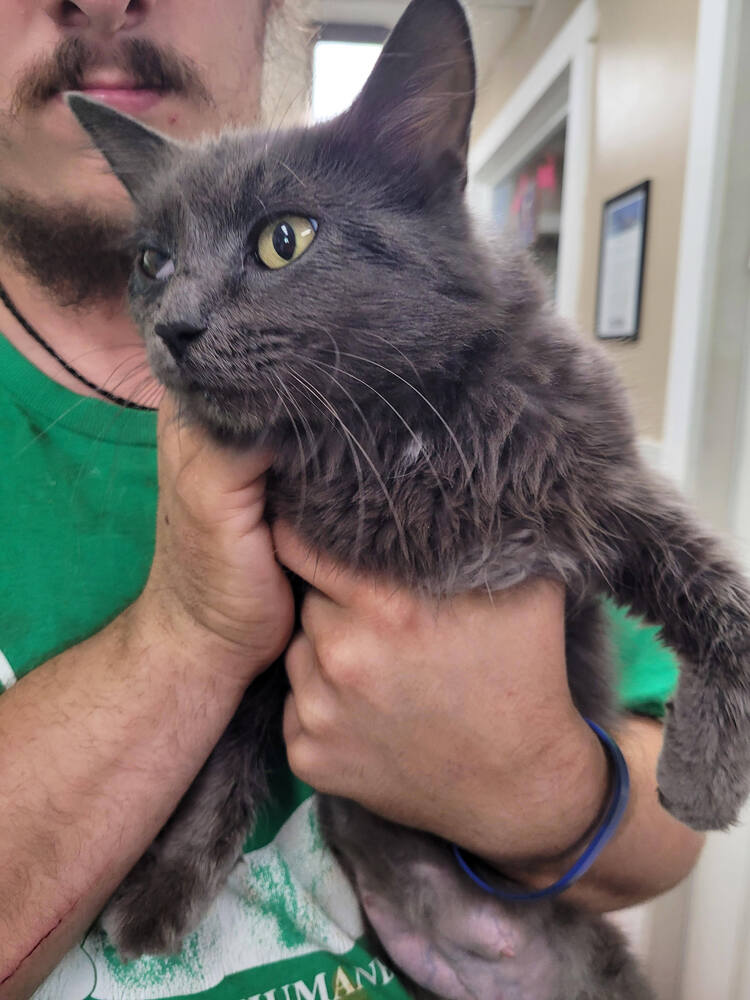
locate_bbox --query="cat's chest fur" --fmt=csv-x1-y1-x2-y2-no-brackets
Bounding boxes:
263,375,554,597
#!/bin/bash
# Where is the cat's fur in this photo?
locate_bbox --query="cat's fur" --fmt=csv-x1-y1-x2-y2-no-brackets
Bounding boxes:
68,1,750,996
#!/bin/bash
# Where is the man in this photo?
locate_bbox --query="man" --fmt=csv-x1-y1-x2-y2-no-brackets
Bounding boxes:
0,1,703,998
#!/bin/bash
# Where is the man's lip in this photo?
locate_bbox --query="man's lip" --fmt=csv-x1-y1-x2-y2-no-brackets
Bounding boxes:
82,72,141,89
61,86,164,114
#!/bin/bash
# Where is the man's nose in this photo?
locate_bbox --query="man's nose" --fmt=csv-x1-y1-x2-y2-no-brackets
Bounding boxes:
46,0,151,35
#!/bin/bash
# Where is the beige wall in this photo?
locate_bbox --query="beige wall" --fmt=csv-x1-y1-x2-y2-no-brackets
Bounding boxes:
473,0,700,439
473,0,581,139
578,0,699,438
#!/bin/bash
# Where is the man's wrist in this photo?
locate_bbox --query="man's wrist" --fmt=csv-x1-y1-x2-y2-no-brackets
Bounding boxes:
121,591,269,691
472,711,611,876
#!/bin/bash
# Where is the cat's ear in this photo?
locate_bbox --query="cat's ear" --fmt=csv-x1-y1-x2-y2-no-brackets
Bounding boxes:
340,0,476,190
65,93,176,203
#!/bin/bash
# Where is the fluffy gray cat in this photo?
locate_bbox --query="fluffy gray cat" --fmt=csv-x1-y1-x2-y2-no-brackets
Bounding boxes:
69,1,750,996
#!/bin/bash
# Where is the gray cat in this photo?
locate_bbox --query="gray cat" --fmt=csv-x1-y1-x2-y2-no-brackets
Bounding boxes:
68,1,750,996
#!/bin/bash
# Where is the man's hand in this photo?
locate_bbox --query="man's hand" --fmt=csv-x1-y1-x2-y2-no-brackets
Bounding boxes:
273,522,705,913
132,394,295,683
273,521,607,867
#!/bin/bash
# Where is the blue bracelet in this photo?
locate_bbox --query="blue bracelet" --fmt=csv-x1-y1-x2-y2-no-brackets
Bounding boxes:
452,718,630,901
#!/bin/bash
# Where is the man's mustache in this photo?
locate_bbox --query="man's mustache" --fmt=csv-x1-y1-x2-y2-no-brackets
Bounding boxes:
11,36,214,115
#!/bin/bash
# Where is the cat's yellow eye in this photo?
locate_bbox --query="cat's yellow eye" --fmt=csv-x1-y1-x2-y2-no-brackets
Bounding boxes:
256,216,318,270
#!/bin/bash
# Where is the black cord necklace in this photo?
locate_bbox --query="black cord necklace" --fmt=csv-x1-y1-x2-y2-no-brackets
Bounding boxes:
0,280,156,412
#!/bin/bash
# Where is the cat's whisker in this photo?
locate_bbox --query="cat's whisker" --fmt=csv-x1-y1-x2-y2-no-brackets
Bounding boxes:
363,331,424,389
273,373,323,481
12,396,91,457
99,356,154,397
318,328,342,384
285,367,368,558
72,358,157,502
170,393,189,444
259,65,316,190
89,350,153,395
73,366,159,510
105,370,162,412
67,342,148,366
255,193,270,221
264,63,320,150
93,350,146,378
257,389,287,452
133,378,164,410
11,355,156,458
275,158,307,189
321,348,482,529
142,381,165,410
263,68,313,148
109,360,151,386
291,367,410,566
268,373,310,530
299,357,379,452
307,357,453,522
264,75,293,142
285,368,371,563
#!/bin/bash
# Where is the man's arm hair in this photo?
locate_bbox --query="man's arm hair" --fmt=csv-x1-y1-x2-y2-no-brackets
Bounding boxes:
0,396,296,999
0,607,249,1000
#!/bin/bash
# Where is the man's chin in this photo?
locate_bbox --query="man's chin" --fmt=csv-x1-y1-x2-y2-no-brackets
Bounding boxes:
0,186,133,307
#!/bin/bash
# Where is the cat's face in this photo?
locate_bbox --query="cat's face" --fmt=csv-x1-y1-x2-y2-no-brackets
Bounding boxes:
126,123,491,440
69,0,487,442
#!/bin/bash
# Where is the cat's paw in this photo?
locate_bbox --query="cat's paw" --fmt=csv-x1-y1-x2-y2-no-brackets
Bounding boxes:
656,748,747,831
657,690,750,831
101,859,201,960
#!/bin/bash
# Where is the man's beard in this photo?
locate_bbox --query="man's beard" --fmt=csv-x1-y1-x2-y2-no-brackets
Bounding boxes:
0,190,133,306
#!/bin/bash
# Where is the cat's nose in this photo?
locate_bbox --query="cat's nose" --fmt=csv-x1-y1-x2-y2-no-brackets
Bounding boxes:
154,321,206,362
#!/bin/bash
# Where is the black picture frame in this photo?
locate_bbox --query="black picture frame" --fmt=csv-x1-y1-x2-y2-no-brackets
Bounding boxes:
594,180,650,342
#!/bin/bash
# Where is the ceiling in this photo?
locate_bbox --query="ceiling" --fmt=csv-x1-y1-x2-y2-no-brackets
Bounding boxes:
311,1,536,80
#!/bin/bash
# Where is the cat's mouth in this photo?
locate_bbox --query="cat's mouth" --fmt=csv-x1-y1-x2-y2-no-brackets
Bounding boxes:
145,335,312,441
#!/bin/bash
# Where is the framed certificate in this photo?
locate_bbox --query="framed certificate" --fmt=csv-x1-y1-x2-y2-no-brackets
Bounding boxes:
595,181,650,341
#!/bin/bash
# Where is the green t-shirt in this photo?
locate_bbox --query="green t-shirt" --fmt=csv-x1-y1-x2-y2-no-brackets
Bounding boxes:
0,332,678,1000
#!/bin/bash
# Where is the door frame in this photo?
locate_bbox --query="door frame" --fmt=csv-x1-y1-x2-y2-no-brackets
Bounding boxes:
468,0,598,320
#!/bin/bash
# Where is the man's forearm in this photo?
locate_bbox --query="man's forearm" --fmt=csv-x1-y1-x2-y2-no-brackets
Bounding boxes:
0,605,250,1000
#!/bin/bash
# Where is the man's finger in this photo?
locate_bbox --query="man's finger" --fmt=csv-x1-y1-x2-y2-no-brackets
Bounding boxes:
273,521,367,606
157,391,274,492
284,631,318,693
283,691,303,746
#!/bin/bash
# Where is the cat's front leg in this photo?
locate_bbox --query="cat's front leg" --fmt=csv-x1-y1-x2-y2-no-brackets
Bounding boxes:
102,663,287,958
601,479,750,830
320,797,654,1000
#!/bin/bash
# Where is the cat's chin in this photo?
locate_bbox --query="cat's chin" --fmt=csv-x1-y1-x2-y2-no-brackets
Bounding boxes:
171,384,283,448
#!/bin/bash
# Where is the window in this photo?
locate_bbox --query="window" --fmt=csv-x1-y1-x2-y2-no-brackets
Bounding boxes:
311,25,387,122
